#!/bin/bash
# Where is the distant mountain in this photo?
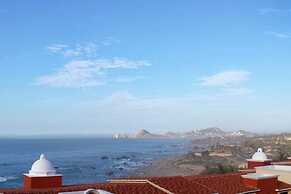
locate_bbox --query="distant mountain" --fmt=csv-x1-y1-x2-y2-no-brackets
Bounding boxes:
135,129,163,138
136,129,151,137
173,127,226,139
194,127,226,137
113,129,165,139
113,127,257,139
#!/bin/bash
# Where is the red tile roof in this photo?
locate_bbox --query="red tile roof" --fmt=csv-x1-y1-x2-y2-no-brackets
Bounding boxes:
185,173,259,194
0,173,290,194
149,176,214,194
277,181,291,192
0,182,165,194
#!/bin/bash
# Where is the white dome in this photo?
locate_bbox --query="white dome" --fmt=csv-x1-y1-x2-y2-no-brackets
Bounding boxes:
84,189,114,194
251,148,268,161
28,154,57,176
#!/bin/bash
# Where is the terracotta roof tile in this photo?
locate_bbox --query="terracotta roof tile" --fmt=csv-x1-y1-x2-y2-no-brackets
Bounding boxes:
0,182,164,194
149,176,214,194
185,173,259,194
1,173,290,194
277,181,291,191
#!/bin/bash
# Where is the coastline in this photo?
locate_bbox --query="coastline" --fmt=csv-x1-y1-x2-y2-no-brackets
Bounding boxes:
129,137,246,178
128,138,207,177
131,153,205,177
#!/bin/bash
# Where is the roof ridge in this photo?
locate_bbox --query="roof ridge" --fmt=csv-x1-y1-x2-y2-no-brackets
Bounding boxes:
109,179,174,194
185,172,244,180
146,180,174,194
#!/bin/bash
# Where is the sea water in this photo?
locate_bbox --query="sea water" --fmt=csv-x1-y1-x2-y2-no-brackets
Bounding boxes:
0,138,190,188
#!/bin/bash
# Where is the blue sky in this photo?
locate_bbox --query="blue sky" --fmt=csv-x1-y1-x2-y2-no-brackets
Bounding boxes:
1,0,291,135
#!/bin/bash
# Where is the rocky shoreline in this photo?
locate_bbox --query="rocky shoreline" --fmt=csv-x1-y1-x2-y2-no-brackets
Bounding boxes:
130,136,249,178
132,155,205,177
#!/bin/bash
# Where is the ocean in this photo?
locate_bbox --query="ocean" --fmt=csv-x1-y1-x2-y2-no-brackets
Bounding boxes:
0,138,190,188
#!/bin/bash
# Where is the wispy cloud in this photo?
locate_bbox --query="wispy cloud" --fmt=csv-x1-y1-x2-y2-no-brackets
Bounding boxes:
258,8,291,15
47,42,99,58
223,87,252,96
46,38,120,58
101,37,120,46
35,58,151,88
200,70,251,87
114,76,146,83
199,70,252,96
265,31,291,39
103,91,137,105
47,44,69,53
40,38,149,88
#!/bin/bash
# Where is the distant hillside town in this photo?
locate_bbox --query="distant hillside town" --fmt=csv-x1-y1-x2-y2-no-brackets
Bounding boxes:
113,127,257,139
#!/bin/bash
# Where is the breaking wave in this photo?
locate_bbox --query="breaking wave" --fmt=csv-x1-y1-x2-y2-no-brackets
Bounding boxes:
0,176,18,183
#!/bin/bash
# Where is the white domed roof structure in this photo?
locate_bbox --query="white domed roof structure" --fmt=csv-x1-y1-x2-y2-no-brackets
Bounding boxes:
27,154,59,176
84,189,114,194
250,148,270,161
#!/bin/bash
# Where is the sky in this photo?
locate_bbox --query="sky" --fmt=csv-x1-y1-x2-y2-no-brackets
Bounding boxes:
1,0,291,135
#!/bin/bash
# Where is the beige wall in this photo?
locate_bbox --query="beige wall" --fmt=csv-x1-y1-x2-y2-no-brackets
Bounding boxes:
255,168,291,194
256,168,291,184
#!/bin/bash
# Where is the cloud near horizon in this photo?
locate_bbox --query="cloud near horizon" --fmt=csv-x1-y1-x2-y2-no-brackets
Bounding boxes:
199,70,252,96
200,70,251,87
